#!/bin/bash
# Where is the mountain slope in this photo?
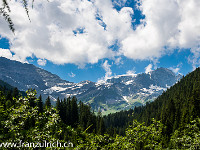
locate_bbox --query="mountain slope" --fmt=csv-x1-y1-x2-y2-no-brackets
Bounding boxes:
0,79,26,97
0,79,15,91
0,57,181,112
0,57,69,100
104,67,200,137
75,68,181,113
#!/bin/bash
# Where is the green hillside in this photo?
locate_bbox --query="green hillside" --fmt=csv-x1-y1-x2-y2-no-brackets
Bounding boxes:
104,67,200,147
0,69,200,149
0,79,15,91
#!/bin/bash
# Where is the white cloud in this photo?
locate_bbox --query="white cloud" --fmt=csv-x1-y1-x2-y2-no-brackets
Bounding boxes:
169,67,180,74
114,57,123,65
188,47,200,70
145,64,152,74
169,63,182,74
0,0,118,66
68,72,76,78
121,0,181,60
97,60,112,83
176,0,200,49
37,59,47,66
126,69,136,76
0,0,200,68
121,0,200,66
0,48,23,62
0,48,13,59
112,0,127,7
102,60,112,80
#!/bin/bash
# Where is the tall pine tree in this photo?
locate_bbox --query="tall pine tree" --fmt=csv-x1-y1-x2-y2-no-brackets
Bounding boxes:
37,94,43,114
44,96,51,108
71,96,78,127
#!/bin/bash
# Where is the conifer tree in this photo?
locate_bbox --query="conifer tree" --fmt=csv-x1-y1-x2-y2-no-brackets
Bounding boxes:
12,87,19,99
99,117,105,135
71,96,78,127
96,110,105,134
44,96,51,108
37,94,43,114
56,97,61,111
27,89,37,107
6,90,12,101
62,98,67,123
78,101,85,128
66,97,71,125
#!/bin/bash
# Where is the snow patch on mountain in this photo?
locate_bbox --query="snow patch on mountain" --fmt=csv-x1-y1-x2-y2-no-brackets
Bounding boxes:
141,84,167,95
0,57,182,113
125,80,134,85
123,96,129,103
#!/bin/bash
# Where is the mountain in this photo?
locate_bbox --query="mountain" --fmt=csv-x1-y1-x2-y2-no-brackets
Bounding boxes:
104,67,200,140
0,57,182,113
76,68,182,114
0,79,26,96
0,57,69,101
0,79,15,91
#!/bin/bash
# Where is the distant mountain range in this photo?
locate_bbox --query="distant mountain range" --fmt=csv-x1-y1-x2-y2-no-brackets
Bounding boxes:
0,57,182,114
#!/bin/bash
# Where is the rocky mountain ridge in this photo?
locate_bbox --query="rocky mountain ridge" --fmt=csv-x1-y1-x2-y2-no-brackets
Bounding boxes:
0,57,182,113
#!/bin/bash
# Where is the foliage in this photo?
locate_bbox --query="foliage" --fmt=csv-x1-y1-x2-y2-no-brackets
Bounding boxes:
56,96,101,133
104,67,200,144
0,0,35,33
3,90,62,144
1,68,200,149
77,119,165,150
0,0,14,32
123,119,164,149
170,118,200,149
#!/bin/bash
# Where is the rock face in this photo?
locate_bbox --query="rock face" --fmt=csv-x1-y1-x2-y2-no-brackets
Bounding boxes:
0,57,182,113
0,57,68,101
75,68,182,113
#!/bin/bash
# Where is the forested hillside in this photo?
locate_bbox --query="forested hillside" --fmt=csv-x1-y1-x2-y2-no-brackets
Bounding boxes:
0,79,15,91
0,68,200,149
0,79,26,108
104,67,200,147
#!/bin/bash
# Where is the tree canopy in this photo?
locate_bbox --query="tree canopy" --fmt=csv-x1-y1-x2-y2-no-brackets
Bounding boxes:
0,0,33,33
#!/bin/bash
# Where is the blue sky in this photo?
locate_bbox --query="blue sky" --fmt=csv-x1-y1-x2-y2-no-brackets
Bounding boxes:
0,0,199,83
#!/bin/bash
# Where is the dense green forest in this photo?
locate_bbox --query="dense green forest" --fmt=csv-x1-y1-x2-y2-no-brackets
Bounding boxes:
0,68,200,149
104,67,200,148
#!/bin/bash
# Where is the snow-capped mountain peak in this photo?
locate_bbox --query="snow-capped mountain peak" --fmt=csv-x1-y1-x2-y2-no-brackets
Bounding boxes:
0,57,182,113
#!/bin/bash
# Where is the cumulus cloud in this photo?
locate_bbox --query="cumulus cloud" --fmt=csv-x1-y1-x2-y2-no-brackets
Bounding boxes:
145,64,153,74
97,60,112,83
112,0,127,7
68,72,76,78
169,67,180,74
0,0,132,66
0,48,23,62
169,63,182,74
121,0,181,60
126,68,137,76
102,60,112,80
188,47,200,70
114,57,123,65
0,48,13,59
121,0,200,66
0,0,200,68
37,59,47,66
